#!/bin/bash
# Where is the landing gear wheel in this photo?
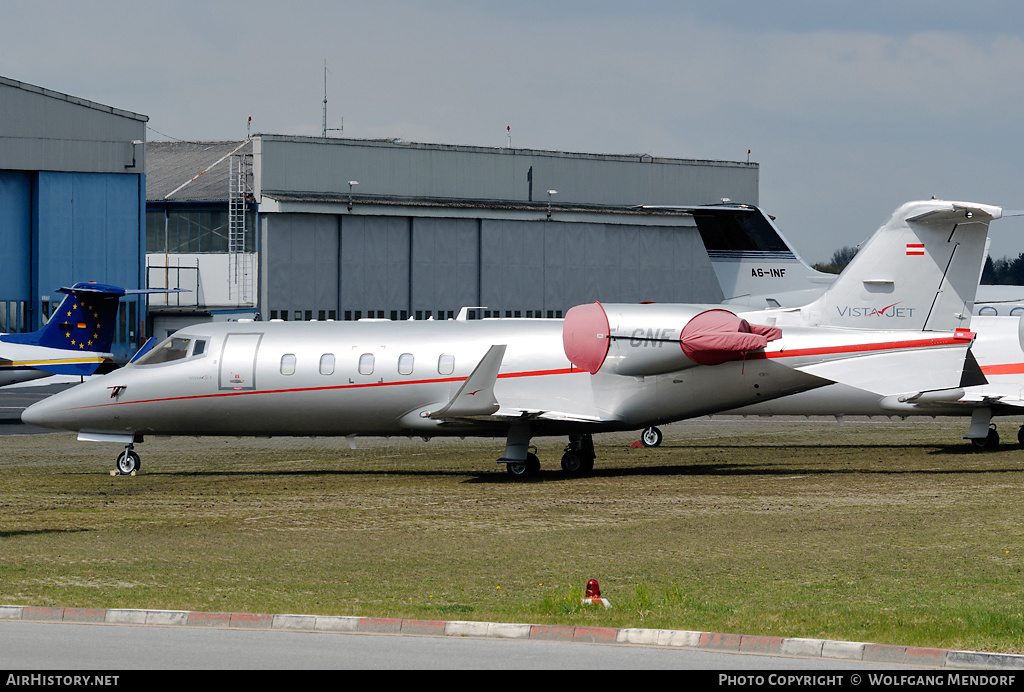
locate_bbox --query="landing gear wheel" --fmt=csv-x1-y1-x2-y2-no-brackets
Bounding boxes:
116,449,141,475
561,451,584,474
1018,425,1024,448
507,453,541,478
641,426,663,448
971,426,1000,451
562,434,596,475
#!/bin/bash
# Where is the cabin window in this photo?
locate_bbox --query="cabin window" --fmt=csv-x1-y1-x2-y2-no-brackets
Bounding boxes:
134,336,192,365
438,354,455,375
320,353,335,375
358,353,374,375
979,306,998,316
398,353,414,375
1012,307,1024,317
280,354,296,375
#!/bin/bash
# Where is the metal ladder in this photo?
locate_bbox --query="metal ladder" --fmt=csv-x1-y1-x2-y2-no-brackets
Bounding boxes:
228,152,254,304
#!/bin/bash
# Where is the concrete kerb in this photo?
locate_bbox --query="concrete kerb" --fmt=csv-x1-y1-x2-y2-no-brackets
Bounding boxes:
3,604,1023,669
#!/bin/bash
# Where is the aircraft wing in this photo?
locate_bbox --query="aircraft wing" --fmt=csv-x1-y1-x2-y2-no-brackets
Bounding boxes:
491,409,615,424
792,342,973,396
883,388,1024,409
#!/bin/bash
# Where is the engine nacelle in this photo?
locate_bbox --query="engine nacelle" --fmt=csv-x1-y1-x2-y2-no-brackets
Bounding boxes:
563,302,782,376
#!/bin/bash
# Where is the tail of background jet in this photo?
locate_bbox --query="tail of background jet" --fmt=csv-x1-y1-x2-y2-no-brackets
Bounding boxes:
799,201,1001,331
2,282,125,375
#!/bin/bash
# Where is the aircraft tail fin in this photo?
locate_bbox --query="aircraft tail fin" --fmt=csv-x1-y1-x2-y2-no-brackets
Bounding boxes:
643,203,835,307
798,201,1002,331
3,282,125,374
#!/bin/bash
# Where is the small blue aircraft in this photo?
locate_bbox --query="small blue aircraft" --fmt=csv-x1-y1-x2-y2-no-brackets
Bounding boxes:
0,282,127,387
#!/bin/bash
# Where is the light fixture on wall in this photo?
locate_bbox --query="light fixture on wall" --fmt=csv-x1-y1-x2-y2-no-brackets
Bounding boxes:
348,181,359,211
125,140,143,169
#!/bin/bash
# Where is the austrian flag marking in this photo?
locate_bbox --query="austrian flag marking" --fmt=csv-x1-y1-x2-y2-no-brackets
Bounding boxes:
906,243,925,256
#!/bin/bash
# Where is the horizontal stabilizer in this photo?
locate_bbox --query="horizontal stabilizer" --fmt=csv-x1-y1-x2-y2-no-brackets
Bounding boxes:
429,345,506,419
796,341,973,396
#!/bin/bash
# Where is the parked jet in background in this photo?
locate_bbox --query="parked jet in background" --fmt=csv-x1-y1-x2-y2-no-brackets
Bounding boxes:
674,201,1024,449
674,201,1024,315
23,200,1002,476
726,313,1024,449
0,282,125,387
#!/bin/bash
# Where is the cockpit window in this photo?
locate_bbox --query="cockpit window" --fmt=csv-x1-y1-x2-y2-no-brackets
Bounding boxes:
133,336,193,365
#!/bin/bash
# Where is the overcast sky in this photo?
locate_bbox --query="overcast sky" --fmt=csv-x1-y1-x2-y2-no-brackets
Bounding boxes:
4,0,1024,263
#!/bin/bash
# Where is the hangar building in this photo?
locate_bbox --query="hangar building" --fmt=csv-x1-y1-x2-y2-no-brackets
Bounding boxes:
0,76,147,361
146,135,758,337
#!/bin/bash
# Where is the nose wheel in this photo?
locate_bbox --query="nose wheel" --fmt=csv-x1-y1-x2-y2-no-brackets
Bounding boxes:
116,445,141,475
640,426,663,447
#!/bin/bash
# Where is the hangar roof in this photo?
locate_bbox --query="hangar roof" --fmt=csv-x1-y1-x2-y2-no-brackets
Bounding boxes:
146,140,251,202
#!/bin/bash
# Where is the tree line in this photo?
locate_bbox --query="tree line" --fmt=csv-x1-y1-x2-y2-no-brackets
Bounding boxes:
813,246,1024,285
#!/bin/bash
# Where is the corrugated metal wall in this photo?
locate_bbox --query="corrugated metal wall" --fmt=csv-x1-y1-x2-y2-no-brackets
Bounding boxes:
263,213,724,321
255,136,758,208
0,78,148,356
0,77,146,174
255,136,748,321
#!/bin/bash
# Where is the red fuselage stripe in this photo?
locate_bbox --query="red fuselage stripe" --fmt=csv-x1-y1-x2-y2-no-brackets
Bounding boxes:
981,363,1024,375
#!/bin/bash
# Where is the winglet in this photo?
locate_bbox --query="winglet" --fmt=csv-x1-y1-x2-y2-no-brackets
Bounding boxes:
429,345,506,419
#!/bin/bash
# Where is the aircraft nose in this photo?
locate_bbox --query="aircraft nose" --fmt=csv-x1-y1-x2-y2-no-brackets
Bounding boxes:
21,391,75,431
21,397,58,428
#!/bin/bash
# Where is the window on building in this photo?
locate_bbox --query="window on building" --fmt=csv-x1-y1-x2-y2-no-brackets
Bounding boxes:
145,209,255,254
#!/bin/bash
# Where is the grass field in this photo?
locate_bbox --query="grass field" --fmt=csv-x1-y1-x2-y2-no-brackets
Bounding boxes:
2,416,1024,654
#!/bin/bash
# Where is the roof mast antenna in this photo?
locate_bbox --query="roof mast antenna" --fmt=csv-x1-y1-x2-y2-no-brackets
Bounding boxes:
323,60,344,139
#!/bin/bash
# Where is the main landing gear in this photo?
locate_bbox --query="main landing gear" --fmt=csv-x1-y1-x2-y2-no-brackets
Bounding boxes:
498,426,597,479
560,434,595,475
116,444,141,475
970,424,1000,451
968,423,1024,450
505,452,541,479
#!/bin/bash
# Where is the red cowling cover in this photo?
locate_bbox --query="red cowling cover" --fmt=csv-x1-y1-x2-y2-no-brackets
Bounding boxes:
562,302,611,374
680,309,782,366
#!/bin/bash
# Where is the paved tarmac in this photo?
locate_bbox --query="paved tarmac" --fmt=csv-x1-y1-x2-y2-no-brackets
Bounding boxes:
0,381,76,433
3,605,1023,671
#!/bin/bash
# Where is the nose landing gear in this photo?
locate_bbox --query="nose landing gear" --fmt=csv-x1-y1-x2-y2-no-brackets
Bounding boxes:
640,426,663,448
116,444,141,475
